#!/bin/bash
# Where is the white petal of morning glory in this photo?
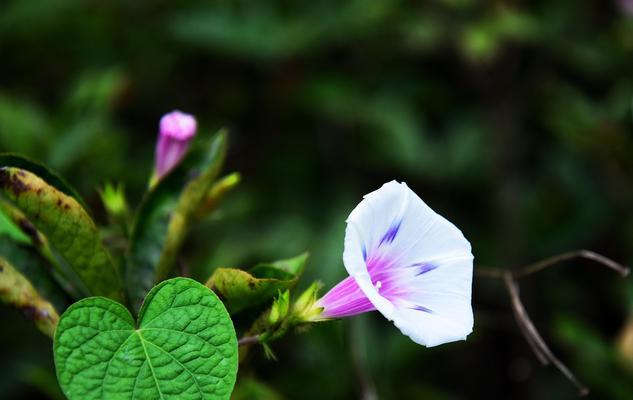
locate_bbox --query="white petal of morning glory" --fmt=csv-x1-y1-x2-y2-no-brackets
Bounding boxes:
320,180,473,347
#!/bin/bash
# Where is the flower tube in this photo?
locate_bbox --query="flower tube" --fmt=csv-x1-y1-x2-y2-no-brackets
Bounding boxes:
316,181,473,347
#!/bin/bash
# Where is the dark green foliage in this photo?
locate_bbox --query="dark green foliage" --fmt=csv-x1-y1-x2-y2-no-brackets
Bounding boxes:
126,133,226,312
1,0,632,399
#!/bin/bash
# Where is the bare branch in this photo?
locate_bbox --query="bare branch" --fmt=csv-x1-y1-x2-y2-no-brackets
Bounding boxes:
475,249,629,280
503,272,589,396
514,250,629,278
508,295,549,364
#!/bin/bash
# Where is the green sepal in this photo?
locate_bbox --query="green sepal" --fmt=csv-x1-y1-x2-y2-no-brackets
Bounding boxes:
268,290,290,326
292,281,324,322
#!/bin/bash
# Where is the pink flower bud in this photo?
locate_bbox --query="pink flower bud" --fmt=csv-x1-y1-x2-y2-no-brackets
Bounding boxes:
154,110,197,179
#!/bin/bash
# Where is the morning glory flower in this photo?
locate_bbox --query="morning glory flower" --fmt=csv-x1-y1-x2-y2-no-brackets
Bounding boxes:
316,181,473,347
154,110,197,179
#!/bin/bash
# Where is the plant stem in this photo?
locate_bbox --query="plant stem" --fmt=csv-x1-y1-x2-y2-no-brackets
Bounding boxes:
238,335,260,346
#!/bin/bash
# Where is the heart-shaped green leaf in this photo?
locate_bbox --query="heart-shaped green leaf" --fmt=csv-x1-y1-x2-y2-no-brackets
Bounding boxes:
54,277,238,400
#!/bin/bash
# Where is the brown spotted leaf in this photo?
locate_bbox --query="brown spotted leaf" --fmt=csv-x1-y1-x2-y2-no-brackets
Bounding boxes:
0,167,123,301
0,154,87,208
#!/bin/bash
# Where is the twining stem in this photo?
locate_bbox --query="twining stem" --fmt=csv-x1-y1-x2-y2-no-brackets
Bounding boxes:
477,249,629,397
505,278,549,365
514,250,629,278
475,249,629,279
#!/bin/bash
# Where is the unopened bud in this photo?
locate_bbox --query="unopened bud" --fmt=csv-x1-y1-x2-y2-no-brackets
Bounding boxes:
154,110,197,180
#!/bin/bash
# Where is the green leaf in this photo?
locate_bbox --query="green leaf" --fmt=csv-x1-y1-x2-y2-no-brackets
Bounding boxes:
251,252,308,278
155,132,227,282
207,253,308,313
0,198,82,300
0,201,31,243
0,256,59,337
54,277,238,400
195,172,241,217
126,132,226,311
169,1,395,61
0,167,123,301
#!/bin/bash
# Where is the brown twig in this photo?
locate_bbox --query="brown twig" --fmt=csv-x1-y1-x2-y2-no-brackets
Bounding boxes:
475,249,629,280
474,250,629,396
506,280,549,365
514,250,629,278
503,272,589,396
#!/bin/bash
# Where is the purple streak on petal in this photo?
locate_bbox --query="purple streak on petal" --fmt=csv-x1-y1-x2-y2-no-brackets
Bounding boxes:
411,305,433,313
413,262,437,276
317,275,376,318
320,223,439,319
379,220,402,247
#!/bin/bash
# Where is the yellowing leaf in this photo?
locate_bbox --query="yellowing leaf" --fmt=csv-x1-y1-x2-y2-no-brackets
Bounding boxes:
207,253,308,313
0,256,59,337
0,167,123,301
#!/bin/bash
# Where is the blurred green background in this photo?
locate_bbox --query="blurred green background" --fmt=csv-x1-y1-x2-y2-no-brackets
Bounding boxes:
1,0,633,399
